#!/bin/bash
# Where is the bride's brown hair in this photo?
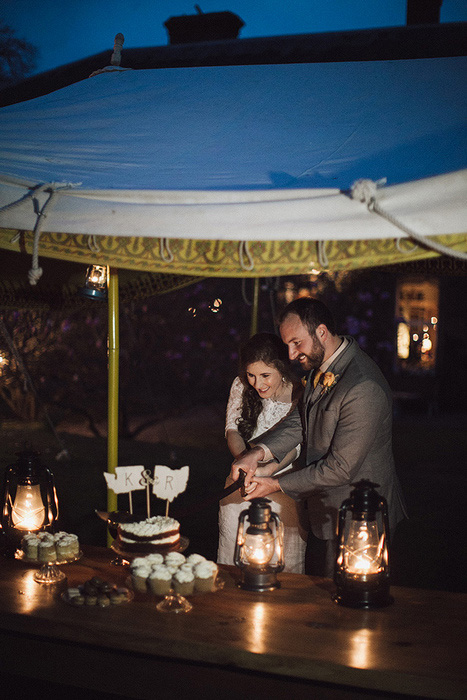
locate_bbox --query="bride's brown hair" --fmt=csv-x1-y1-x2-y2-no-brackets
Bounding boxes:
237,333,295,441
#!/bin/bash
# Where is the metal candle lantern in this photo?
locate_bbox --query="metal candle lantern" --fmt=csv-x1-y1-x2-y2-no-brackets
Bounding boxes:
79,264,108,300
1,450,59,553
333,479,393,609
234,498,284,591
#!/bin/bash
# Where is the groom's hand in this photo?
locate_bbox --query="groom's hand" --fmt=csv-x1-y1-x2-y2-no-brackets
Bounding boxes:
243,476,281,500
231,445,265,487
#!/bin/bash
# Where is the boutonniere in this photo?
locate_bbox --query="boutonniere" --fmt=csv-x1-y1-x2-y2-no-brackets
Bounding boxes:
319,372,339,395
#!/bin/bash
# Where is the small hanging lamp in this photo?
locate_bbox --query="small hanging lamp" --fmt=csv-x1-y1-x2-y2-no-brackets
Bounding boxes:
79,264,108,300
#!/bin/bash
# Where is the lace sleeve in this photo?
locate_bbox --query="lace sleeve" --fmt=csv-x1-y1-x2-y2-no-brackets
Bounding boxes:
225,376,244,435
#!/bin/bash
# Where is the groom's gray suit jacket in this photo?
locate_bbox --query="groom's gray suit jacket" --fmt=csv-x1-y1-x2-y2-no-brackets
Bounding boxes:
260,336,407,540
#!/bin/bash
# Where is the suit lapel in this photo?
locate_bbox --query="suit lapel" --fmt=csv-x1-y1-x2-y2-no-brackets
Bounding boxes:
305,337,357,418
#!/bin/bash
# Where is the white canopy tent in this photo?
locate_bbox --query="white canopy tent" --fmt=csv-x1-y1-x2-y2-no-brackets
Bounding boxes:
0,57,466,278
0,55,466,514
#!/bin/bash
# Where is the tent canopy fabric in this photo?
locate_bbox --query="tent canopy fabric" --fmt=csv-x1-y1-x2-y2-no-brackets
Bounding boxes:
0,58,466,275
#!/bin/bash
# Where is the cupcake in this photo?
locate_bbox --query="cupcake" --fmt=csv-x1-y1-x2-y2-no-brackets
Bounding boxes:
186,553,206,567
38,539,56,562
38,532,55,545
179,562,195,574
131,565,151,594
145,553,164,567
164,551,186,569
148,566,172,596
131,557,151,569
66,533,80,558
56,534,79,560
194,561,218,592
172,568,195,596
21,534,39,559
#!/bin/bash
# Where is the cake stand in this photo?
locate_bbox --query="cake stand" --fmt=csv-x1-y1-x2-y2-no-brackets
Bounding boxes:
156,587,193,613
110,535,189,563
95,510,135,566
128,571,225,613
15,550,83,584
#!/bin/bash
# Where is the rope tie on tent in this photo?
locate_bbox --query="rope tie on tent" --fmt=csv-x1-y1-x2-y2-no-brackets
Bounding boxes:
317,241,329,268
28,187,62,285
1,182,81,283
159,238,174,263
87,235,101,253
350,178,467,261
239,241,254,271
0,183,50,217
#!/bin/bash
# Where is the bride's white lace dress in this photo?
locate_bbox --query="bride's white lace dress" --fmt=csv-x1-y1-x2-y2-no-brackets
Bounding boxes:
217,376,307,573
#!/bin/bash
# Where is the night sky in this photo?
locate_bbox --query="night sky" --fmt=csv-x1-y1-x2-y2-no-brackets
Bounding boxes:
2,0,467,76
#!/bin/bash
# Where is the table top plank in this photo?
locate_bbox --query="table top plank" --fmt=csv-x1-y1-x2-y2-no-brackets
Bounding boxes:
0,545,465,699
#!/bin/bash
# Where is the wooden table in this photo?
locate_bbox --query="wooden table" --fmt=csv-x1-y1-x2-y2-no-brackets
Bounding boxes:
0,545,465,700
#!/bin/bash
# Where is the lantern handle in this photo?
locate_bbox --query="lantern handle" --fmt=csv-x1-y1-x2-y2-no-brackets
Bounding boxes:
270,512,285,572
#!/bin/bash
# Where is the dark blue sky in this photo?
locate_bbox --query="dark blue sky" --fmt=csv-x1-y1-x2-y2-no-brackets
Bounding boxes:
2,1,467,75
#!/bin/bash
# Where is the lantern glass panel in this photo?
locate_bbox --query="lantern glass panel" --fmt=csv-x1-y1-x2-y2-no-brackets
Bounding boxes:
11,483,46,531
243,529,275,566
87,265,107,289
343,520,384,575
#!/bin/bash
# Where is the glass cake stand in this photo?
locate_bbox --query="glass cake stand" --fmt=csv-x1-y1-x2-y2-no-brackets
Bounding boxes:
128,571,225,614
156,587,193,613
15,549,83,584
155,574,225,613
95,510,135,566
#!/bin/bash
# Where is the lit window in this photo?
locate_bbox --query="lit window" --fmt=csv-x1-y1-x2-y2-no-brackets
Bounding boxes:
395,278,439,372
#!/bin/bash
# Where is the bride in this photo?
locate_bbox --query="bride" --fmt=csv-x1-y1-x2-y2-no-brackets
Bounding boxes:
217,332,307,573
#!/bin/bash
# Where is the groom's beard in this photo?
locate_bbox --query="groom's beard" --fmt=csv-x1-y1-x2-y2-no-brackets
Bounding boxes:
297,336,325,372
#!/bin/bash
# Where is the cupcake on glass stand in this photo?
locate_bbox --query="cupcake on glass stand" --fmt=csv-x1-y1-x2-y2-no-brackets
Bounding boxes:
16,531,82,584
155,561,193,613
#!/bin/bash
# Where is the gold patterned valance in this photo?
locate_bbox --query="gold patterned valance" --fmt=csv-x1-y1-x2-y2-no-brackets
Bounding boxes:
1,229,466,278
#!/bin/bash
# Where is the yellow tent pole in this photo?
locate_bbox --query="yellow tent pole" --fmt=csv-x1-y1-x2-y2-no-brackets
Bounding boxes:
107,267,119,543
249,277,260,337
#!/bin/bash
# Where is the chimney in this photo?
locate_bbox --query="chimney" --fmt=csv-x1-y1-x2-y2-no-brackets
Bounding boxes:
407,0,443,25
164,7,245,44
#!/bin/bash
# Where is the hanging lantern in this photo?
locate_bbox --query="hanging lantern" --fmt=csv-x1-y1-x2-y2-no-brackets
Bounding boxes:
234,497,284,591
79,264,108,300
1,450,59,554
333,479,393,609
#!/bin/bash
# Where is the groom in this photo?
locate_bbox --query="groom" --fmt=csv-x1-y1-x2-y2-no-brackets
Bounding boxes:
231,297,407,577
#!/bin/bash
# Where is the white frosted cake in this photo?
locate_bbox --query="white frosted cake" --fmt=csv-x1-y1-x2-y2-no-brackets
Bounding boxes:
117,516,180,554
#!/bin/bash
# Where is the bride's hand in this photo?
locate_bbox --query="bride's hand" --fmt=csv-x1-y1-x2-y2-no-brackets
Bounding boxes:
243,481,258,495
254,462,279,478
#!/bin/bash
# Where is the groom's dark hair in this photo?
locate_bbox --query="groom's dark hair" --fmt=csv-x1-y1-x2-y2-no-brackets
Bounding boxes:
279,297,337,336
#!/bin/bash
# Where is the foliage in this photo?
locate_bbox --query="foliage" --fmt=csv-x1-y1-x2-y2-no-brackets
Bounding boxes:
0,307,107,427
0,272,398,431
0,22,37,87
